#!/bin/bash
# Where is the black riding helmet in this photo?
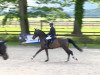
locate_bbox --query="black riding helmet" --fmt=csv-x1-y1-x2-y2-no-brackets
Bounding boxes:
49,22,53,26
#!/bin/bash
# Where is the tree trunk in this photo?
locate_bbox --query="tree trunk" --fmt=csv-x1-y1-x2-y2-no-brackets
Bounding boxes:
72,0,85,35
73,19,82,35
18,0,30,34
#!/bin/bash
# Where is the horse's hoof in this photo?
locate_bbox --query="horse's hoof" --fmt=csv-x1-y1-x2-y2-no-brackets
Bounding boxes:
65,60,69,62
72,57,78,61
76,58,78,61
45,60,48,62
31,58,33,60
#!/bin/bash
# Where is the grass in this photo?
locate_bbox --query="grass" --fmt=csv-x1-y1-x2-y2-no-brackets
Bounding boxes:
7,42,19,46
0,25,100,35
4,35,99,48
7,41,40,47
1,34,99,48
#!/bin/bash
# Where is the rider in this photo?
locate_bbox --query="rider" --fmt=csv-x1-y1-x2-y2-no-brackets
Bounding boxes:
45,22,56,48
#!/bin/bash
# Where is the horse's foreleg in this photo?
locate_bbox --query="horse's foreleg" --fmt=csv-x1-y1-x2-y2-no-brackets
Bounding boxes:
31,48,43,60
44,49,49,62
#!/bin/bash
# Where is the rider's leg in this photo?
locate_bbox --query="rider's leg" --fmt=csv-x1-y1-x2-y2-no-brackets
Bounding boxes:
45,40,50,49
46,40,50,48
50,37,55,43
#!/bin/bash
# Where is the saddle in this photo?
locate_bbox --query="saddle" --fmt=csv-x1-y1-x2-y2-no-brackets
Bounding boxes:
47,38,56,49
46,35,56,43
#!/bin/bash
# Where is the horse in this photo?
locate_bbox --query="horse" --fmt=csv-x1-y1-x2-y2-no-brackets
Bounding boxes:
31,29,83,62
0,40,9,60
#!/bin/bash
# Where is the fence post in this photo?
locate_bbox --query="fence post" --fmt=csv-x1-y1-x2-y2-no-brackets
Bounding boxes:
40,20,43,30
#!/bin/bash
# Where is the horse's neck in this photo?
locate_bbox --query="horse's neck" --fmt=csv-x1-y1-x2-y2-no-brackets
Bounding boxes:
38,31,46,42
39,37,46,45
38,34,45,41
39,35,43,38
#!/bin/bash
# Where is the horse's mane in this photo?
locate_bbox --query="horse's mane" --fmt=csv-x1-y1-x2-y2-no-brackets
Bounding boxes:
36,29,46,36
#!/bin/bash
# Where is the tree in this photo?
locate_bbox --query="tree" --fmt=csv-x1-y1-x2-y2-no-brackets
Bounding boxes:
36,0,85,35
29,0,70,22
72,0,85,35
72,0,100,35
18,0,30,34
0,0,30,34
29,6,70,22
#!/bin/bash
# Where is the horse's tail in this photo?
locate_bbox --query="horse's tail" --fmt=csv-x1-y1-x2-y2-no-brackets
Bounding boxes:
67,38,83,52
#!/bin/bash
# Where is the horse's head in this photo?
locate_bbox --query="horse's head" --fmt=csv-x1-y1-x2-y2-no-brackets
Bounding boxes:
32,29,46,39
32,29,39,39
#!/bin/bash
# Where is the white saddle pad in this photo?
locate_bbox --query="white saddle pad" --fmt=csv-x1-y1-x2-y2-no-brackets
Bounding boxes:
46,35,52,40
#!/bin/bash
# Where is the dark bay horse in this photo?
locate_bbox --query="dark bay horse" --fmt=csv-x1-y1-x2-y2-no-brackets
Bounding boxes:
31,29,83,62
0,40,9,60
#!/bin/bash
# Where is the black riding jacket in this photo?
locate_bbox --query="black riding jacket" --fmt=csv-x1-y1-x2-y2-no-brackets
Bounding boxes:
48,26,56,37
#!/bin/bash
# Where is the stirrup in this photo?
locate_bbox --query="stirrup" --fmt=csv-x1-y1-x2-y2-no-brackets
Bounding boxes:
45,45,49,49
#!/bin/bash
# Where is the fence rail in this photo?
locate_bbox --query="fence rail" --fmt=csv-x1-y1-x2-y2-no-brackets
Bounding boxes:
0,20,100,25
0,20,100,36
0,31,100,36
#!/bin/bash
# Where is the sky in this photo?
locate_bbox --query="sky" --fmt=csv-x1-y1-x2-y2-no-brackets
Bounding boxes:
2,0,98,13
27,0,98,10
84,2,98,9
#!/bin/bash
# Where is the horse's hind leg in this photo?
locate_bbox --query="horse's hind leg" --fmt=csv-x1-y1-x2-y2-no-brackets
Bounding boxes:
66,50,78,61
31,48,43,60
63,46,77,61
69,50,78,61
62,46,71,62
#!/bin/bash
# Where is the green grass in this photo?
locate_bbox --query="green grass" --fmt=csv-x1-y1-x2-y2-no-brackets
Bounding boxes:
7,41,40,47
0,25,100,35
0,34,99,48
84,44,100,48
7,42,19,46
70,44,100,48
